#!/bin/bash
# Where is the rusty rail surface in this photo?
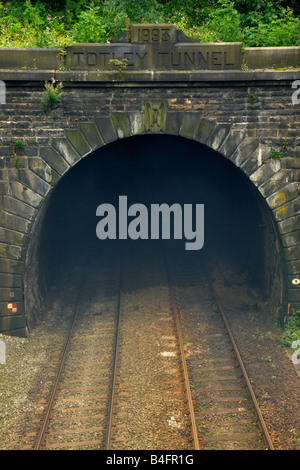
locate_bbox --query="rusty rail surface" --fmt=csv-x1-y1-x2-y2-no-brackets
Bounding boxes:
34,285,84,450
211,284,274,451
163,247,274,450
104,253,123,450
163,252,201,451
31,253,124,451
169,287,201,450
28,254,122,450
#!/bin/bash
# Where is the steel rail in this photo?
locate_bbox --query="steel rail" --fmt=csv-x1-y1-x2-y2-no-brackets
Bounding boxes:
211,283,274,451
104,249,123,450
169,288,201,450
34,285,83,450
163,252,200,451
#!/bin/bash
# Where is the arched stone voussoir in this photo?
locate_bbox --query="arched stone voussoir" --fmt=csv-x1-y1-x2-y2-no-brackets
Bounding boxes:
3,195,37,221
7,181,43,209
249,158,281,189
179,112,202,140
51,137,81,167
165,111,184,136
28,157,54,185
258,169,294,200
80,122,105,150
279,214,300,237
95,117,118,144
111,112,131,140
193,118,216,145
39,146,70,176
218,129,245,158
205,123,232,152
128,111,146,136
65,129,92,159
18,168,52,198
266,182,299,213
229,137,260,169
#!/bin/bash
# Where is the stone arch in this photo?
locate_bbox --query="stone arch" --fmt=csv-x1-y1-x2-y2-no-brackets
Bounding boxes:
1,106,298,336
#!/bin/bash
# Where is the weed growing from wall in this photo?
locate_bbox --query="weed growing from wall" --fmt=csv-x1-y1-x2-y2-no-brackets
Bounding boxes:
41,79,63,111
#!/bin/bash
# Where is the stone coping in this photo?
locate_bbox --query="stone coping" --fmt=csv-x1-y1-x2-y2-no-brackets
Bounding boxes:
0,68,299,84
0,43,299,80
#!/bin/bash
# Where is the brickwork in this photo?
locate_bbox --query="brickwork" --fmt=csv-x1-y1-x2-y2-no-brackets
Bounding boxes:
0,77,299,336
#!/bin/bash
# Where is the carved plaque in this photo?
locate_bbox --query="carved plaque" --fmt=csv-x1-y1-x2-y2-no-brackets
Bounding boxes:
131,24,177,43
66,24,242,71
144,101,167,132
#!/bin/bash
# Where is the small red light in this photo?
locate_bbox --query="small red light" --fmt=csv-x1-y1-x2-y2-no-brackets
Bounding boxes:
7,303,17,313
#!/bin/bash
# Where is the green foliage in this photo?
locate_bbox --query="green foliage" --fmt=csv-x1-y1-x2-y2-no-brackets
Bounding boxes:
108,58,129,78
0,0,70,47
72,3,126,43
269,138,297,160
242,7,300,46
41,79,63,111
64,0,92,23
159,0,213,27
270,150,284,160
207,0,242,42
280,309,300,347
110,0,163,24
165,0,300,46
0,0,299,47
14,139,25,147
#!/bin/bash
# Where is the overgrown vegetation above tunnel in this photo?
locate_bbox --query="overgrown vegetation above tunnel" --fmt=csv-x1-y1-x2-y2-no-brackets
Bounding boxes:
0,0,299,48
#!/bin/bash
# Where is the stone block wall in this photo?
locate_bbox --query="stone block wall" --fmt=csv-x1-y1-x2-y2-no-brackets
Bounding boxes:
0,74,299,336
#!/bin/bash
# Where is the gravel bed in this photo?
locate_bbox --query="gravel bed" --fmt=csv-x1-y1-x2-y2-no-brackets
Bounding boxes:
177,282,266,450
112,285,192,450
0,255,299,450
211,267,300,450
0,292,74,450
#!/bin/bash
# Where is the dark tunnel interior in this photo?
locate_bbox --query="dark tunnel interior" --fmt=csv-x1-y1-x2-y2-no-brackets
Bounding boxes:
37,134,267,296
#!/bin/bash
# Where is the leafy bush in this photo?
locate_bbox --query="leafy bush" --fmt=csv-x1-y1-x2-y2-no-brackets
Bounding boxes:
243,7,300,46
169,0,242,43
111,0,163,24
63,0,92,23
280,309,300,347
0,0,299,47
207,0,242,42
159,0,214,28
168,0,300,46
0,0,69,47
71,3,126,43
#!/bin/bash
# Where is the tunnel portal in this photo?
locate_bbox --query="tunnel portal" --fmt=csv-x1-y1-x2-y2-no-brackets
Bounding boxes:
31,134,282,322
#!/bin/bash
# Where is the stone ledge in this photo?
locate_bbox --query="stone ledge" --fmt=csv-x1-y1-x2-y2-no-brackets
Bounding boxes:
0,43,299,73
0,69,300,84
244,47,300,70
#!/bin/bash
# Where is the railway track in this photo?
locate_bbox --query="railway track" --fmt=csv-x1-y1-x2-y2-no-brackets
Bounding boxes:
167,252,274,450
104,245,192,449
21,245,274,451
21,249,122,450
21,246,193,450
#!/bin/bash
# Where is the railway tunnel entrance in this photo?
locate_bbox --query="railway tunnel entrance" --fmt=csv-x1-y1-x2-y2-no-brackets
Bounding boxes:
25,134,286,328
